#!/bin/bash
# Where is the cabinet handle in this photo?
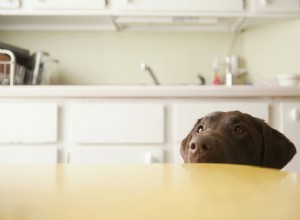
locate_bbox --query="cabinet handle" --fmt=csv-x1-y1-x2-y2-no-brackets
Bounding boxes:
291,108,300,121
144,153,154,164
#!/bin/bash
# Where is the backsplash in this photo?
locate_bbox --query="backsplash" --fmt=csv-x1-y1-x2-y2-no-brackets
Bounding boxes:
0,31,243,85
0,18,299,85
244,19,300,84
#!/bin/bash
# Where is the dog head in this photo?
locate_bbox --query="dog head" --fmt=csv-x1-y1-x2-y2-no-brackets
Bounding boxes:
180,111,296,169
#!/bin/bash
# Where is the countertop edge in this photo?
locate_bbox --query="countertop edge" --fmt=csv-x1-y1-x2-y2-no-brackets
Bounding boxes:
0,85,300,98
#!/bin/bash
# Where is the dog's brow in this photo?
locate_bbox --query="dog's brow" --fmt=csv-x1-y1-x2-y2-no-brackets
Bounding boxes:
230,117,241,123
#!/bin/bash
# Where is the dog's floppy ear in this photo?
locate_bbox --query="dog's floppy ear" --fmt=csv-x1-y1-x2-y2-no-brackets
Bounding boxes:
258,119,296,169
180,118,202,163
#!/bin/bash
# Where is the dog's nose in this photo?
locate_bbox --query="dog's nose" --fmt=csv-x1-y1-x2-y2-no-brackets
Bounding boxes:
189,136,214,154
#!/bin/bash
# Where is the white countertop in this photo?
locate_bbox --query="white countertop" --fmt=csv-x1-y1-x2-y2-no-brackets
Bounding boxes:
0,85,300,98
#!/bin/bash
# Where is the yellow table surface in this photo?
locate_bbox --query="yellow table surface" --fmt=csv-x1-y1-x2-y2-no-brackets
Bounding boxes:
0,164,300,220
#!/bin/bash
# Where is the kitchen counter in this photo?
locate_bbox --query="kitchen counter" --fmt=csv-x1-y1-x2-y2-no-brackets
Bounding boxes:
1,85,300,169
0,164,299,220
1,85,300,98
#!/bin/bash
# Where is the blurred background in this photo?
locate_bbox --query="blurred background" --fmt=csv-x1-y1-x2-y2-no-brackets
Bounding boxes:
1,0,300,86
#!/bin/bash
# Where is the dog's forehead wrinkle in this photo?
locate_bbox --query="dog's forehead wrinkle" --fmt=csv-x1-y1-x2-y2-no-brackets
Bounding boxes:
225,116,241,124
223,111,249,123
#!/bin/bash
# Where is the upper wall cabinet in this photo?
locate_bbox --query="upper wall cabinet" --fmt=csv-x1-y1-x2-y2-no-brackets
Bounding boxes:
0,0,299,31
253,0,300,13
0,0,108,12
30,0,106,10
0,0,20,9
117,0,244,13
0,0,115,31
114,0,299,32
114,0,246,32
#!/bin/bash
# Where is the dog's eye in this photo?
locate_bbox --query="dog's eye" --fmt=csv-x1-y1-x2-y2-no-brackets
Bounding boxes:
197,125,204,133
234,125,244,134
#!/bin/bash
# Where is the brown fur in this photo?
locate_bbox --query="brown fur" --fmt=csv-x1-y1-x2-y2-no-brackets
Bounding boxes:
180,111,296,169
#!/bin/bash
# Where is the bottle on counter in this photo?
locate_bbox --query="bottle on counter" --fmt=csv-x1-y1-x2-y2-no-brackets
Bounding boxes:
225,56,233,87
212,56,222,85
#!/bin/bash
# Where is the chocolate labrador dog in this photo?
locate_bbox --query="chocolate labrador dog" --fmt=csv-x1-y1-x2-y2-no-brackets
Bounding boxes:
181,111,296,169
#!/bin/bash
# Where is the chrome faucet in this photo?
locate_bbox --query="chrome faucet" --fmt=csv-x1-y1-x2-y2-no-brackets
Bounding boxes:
140,63,160,85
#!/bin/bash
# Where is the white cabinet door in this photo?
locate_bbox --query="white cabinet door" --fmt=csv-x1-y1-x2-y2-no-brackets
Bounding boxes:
30,0,106,10
70,103,164,144
70,146,164,164
254,0,300,13
280,102,300,172
118,0,244,12
0,103,57,143
174,101,269,142
0,146,57,164
0,0,20,9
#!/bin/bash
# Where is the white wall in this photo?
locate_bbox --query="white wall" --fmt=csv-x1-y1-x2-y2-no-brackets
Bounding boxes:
244,18,300,84
0,31,242,85
2,18,300,85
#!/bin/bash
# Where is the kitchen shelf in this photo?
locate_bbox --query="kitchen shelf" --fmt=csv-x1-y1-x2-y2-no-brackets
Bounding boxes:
1,85,300,98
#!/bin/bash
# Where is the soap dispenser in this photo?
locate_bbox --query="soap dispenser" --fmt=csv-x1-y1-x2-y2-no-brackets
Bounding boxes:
212,56,222,85
225,56,233,87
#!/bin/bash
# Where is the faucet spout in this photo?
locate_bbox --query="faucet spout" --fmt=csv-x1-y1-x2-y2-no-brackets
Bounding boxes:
140,63,160,85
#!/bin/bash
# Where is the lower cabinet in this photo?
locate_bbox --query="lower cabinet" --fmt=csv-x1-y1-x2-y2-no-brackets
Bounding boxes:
69,146,164,164
280,102,300,172
69,103,165,144
0,103,58,143
68,102,165,164
0,102,58,164
0,98,298,171
67,100,271,164
0,146,57,164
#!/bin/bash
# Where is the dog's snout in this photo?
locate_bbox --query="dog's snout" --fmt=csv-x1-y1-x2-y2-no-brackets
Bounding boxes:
189,136,214,154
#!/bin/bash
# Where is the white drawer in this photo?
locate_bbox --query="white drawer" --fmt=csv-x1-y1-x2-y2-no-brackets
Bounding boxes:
0,146,57,164
70,103,164,144
174,101,269,142
0,103,58,143
69,146,164,164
